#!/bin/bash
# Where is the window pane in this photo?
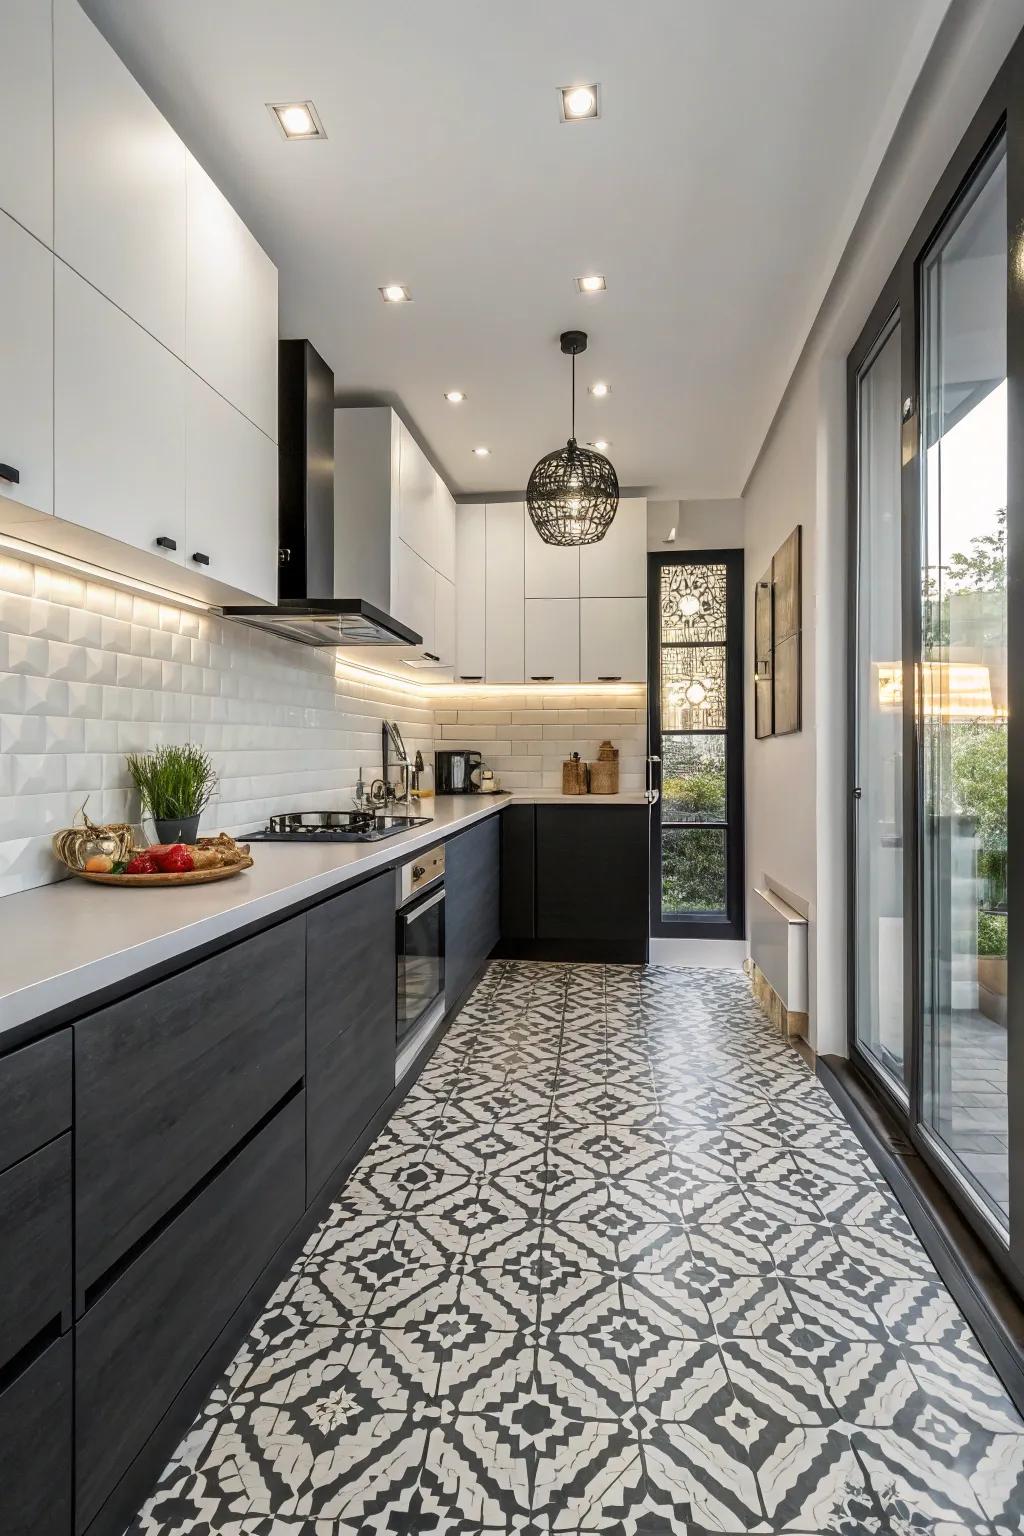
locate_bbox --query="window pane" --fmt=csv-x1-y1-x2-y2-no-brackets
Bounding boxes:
661,645,726,730
920,139,1008,1228
662,827,726,915
660,563,726,644
854,317,906,1095
662,735,726,822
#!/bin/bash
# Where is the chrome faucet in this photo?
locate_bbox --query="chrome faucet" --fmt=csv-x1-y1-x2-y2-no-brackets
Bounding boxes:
380,721,412,810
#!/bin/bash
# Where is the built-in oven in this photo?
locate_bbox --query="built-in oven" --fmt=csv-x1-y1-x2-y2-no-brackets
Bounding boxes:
395,844,446,1083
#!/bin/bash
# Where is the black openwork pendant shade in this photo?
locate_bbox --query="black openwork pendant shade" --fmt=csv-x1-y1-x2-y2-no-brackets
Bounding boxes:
527,331,619,546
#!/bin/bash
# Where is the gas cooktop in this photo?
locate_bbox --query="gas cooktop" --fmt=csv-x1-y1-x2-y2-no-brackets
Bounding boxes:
248,810,433,843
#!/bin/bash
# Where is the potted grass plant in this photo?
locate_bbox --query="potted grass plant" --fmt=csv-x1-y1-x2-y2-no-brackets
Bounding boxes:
125,744,218,845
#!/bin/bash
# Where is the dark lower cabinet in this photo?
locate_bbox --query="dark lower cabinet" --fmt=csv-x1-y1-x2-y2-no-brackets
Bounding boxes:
305,872,396,1201
501,804,536,940
75,917,306,1304
75,1092,305,1536
0,1334,72,1536
535,806,649,944
445,816,500,1003
0,1030,71,1173
0,1133,71,1371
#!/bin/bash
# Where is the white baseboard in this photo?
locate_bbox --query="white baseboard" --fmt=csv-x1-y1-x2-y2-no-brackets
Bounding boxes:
648,938,748,970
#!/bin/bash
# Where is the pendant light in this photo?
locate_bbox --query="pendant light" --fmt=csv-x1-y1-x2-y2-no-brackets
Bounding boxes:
526,330,619,546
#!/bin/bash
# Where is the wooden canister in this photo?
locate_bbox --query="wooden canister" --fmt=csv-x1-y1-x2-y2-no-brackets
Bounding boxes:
588,756,619,794
562,756,588,795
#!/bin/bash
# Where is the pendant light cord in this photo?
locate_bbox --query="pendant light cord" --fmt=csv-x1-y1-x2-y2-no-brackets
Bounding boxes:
571,347,576,443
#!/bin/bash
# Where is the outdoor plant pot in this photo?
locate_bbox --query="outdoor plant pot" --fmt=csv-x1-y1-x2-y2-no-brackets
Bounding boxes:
978,954,1008,1027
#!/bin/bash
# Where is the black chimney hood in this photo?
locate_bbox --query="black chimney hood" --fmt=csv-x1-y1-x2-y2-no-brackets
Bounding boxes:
219,340,422,648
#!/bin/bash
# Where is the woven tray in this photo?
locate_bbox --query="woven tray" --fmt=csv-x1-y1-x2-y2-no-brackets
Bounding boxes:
69,856,253,888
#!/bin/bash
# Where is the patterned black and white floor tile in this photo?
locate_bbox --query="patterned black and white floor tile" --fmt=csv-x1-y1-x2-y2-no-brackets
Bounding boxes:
130,962,1024,1535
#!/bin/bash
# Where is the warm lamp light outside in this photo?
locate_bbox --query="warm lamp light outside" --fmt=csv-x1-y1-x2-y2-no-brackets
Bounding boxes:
876,661,1004,719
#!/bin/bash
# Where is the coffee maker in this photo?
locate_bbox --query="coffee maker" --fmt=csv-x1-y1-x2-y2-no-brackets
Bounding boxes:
435,750,483,793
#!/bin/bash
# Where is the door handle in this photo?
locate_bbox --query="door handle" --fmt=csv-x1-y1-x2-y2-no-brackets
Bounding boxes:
192,551,210,566
155,535,177,551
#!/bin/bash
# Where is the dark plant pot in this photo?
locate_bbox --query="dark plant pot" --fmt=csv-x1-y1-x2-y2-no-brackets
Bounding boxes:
152,814,201,845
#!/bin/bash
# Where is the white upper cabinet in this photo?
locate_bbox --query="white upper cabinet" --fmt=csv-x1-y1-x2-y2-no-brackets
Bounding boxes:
485,503,525,682
54,260,186,564
397,421,436,567
393,537,436,655
185,373,278,602
0,213,54,518
433,473,456,583
54,0,187,358
185,153,278,440
455,504,486,680
580,597,648,682
525,513,579,597
579,496,648,596
525,598,580,682
434,572,456,666
0,0,53,244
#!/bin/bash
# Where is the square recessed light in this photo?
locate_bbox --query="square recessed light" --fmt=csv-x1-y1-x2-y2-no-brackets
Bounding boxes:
559,83,600,122
575,274,607,294
588,439,611,452
472,446,490,457
588,381,611,398
268,100,326,140
379,284,412,303
444,390,467,403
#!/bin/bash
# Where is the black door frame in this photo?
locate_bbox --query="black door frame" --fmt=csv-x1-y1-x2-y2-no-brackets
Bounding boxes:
647,548,745,940
846,25,1024,1293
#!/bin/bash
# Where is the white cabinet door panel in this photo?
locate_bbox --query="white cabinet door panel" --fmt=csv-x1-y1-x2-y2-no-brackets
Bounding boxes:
579,497,647,596
394,538,435,654
186,374,278,601
434,473,456,582
434,572,455,665
0,0,53,244
0,213,54,516
397,421,435,567
525,512,579,597
54,0,187,357
580,597,647,682
54,261,186,564
525,598,579,683
485,503,524,682
455,505,485,679
185,153,278,440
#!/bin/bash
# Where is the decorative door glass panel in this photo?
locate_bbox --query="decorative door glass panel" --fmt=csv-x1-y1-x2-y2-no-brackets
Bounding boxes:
919,137,1008,1229
659,563,727,644
853,315,907,1098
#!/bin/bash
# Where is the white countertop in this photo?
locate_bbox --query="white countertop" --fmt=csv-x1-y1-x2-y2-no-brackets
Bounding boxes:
0,791,648,1038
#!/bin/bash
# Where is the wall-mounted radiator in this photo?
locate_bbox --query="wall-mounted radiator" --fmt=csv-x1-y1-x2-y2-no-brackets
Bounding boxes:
750,884,808,1034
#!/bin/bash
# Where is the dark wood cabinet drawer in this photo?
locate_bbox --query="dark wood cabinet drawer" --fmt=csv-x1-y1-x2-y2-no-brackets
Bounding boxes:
0,1333,72,1536
75,1091,305,1535
501,805,536,940
0,1134,71,1371
535,805,649,941
446,816,500,1004
75,916,305,1301
306,873,396,1200
0,1030,71,1173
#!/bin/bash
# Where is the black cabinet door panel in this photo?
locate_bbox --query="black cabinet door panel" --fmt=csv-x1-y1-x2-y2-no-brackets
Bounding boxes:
446,816,500,1003
0,1030,71,1174
75,917,305,1301
0,1134,71,1371
501,806,536,940
75,1093,304,1534
0,1334,72,1536
306,873,396,1200
535,806,649,940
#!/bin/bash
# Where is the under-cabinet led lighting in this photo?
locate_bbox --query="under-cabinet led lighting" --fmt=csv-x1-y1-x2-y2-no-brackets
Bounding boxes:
380,284,412,303
268,101,326,140
559,83,600,122
0,534,212,612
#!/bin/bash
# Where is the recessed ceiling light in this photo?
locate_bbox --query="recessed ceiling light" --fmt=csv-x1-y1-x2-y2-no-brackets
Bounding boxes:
444,390,466,403
589,381,611,398
575,274,606,294
589,439,611,451
268,101,326,140
559,83,600,122
472,446,490,457
379,284,411,303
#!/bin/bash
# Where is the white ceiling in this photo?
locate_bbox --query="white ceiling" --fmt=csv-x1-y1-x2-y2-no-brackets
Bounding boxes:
84,0,948,499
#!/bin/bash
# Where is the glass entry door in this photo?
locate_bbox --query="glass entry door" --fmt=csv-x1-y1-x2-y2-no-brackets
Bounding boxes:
649,550,744,938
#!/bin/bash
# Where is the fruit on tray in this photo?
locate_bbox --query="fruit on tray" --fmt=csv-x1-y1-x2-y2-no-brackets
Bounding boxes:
125,852,160,875
83,854,115,874
152,845,194,874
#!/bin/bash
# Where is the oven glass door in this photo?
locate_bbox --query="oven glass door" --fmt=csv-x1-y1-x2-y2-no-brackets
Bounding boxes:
397,886,445,1047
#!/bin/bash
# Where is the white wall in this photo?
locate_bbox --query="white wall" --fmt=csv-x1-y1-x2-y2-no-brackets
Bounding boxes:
648,499,744,552
741,0,1024,1053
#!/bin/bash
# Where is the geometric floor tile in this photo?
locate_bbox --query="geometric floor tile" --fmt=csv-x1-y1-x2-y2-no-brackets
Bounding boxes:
127,960,1024,1536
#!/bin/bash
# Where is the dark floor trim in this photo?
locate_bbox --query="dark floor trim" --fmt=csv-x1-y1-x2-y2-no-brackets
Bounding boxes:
819,1054,1024,1415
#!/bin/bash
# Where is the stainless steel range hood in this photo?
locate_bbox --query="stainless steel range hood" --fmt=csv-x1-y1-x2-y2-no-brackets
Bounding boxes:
219,340,422,648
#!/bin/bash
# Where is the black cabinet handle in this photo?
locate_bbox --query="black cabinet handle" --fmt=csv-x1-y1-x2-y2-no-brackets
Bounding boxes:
597,675,621,682
530,675,554,681
459,675,483,682
191,551,210,566
0,463,20,485
423,651,440,662
155,535,177,551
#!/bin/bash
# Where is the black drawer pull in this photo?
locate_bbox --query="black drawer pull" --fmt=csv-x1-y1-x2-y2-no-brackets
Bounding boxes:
155,535,177,551
459,675,482,682
423,651,440,662
191,551,210,566
530,675,554,681
597,675,622,682
0,463,20,485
